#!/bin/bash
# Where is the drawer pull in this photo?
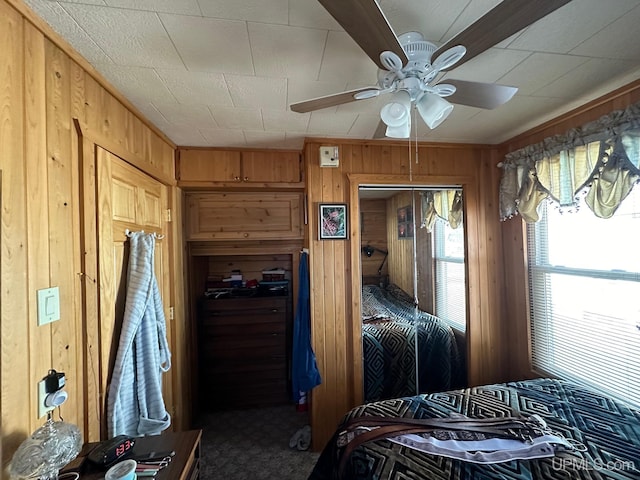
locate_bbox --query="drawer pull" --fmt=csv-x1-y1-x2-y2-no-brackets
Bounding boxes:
271,308,278,313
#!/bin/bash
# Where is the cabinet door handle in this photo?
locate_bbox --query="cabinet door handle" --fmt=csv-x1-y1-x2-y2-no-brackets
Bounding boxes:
243,176,249,181
234,176,241,181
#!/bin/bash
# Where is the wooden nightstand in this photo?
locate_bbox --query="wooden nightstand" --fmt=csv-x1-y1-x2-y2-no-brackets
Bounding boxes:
65,430,202,480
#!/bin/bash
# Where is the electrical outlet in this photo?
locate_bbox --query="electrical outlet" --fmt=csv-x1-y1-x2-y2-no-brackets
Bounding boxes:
37,379,54,419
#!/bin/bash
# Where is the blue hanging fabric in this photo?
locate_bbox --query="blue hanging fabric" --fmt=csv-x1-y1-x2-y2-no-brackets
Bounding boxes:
292,251,322,403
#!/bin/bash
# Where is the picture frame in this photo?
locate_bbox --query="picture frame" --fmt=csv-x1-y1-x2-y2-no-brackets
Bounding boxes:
397,205,414,239
318,203,348,240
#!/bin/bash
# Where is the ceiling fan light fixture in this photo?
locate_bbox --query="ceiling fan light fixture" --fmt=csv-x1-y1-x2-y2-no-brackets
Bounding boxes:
380,91,411,127
417,92,453,129
385,119,411,138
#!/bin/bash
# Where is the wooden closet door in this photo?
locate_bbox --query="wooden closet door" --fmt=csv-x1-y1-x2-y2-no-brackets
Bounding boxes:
95,147,173,436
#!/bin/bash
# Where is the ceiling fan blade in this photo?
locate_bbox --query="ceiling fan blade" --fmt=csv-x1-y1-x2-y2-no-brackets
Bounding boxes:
318,0,408,70
373,120,387,139
290,87,379,113
432,0,572,70
446,79,517,110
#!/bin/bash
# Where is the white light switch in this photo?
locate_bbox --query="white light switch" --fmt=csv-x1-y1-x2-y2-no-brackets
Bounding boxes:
37,287,60,326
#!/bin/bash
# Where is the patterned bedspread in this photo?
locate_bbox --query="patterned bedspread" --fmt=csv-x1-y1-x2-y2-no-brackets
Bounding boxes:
361,285,461,402
309,378,640,479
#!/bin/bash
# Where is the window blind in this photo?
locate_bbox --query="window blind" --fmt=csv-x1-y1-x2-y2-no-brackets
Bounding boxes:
527,188,640,408
434,219,466,331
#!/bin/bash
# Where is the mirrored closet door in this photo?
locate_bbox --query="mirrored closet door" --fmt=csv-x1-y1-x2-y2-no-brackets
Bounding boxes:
358,185,466,403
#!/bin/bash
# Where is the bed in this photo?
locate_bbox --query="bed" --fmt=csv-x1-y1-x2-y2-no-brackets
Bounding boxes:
309,377,640,479
361,284,462,402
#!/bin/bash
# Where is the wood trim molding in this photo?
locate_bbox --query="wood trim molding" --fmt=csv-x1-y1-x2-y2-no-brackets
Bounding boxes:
73,119,175,186
346,172,482,398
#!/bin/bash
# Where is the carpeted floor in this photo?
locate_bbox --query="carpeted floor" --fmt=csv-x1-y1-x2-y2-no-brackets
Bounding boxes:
196,404,321,479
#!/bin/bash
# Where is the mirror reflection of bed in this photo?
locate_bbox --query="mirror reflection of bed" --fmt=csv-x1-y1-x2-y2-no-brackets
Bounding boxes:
359,186,467,403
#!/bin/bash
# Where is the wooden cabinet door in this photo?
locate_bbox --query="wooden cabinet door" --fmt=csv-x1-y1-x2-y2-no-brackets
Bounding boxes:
241,151,301,183
177,149,241,183
176,148,302,186
186,192,302,240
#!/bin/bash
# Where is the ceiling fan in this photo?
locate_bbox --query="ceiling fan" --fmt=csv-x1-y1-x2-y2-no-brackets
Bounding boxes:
290,0,573,138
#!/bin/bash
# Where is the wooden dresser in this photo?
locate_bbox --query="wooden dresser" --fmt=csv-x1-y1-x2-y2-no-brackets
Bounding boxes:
198,292,291,410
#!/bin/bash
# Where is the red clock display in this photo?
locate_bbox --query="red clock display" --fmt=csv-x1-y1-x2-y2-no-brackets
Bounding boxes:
87,435,136,467
115,438,134,457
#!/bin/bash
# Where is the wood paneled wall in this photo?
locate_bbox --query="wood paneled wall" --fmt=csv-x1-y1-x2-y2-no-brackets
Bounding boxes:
386,192,415,294
498,79,640,382
303,141,507,450
359,199,388,279
0,0,185,470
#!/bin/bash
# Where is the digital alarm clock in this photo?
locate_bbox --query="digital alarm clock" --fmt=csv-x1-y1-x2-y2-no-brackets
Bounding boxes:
87,435,135,468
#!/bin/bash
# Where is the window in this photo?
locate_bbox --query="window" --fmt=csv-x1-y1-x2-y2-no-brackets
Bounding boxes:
434,218,466,331
527,187,640,408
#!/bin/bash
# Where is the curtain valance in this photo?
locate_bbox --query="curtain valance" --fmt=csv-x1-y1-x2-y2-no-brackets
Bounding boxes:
499,101,640,222
420,190,463,232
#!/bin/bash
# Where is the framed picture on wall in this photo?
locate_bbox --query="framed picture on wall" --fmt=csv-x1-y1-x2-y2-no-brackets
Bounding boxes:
397,205,413,239
319,203,348,240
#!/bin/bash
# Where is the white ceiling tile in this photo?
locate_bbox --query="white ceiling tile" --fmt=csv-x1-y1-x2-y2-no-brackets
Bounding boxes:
153,102,216,127
347,115,383,138
243,130,288,149
289,0,341,29
508,0,640,54
62,4,183,68
209,107,263,130
381,0,499,44
92,64,174,103
443,48,531,83
200,128,248,147
198,0,288,24
160,15,254,75
318,31,379,84
280,135,306,150
468,95,572,142
129,102,169,128
165,126,208,146
263,110,311,132
249,23,327,79
155,69,233,106
56,0,106,4
571,5,640,60
104,0,201,15
225,75,287,109
308,112,358,135
497,53,590,95
436,0,503,44
24,0,640,149
532,58,638,98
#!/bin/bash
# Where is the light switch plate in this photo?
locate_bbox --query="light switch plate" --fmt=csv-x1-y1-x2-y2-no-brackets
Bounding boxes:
37,287,60,326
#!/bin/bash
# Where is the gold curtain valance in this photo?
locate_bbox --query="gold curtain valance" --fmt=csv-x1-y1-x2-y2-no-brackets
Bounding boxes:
499,101,640,222
420,190,463,231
